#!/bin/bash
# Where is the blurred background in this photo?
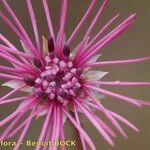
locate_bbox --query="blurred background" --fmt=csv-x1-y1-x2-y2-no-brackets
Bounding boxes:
0,0,150,149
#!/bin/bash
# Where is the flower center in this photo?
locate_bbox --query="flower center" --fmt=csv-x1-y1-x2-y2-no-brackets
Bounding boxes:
25,50,85,106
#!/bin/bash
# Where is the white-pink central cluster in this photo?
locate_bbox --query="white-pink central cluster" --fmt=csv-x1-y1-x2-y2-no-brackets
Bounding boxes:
34,53,84,105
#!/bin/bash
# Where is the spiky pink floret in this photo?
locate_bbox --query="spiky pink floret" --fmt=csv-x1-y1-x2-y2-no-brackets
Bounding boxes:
0,0,150,150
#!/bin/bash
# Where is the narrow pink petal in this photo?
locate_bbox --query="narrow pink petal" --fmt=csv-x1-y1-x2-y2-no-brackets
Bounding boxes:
26,0,41,51
0,53,26,69
8,118,29,138
36,104,53,150
2,0,35,49
0,36,27,65
77,14,136,66
42,0,55,41
42,119,53,150
84,90,127,138
75,100,115,146
86,14,119,50
85,84,141,106
0,65,34,76
13,121,35,138
17,98,37,112
89,14,136,53
49,105,58,150
75,14,119,63
0,34,35,67
0,34,17,49
0,65,25,74
89,80,150,86
0,96,32,105
110,111,139,132
0,84,25,101
135,100,150,106
84,57,150,67
56,0,68,58
0,45,31,59
53,107,61,150
0,52,36,75
8,104,48,138
0,34,35,69
62,108,96,150
94,115,116,138
0,73,23,81
13,107,36,150
49,106,61,150
67,0,96,45
83,102,116,138
86,101,139,132
0,110,20,127
0,98,36,127
76,0,108,57
0,51,29,69
0,110,26,140
74,104,87,150
1,0,41,58
48,107,57,150
59,110,66,150
0,11,37,56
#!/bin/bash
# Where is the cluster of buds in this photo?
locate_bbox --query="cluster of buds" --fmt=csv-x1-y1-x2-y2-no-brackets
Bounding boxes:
24,37,85,106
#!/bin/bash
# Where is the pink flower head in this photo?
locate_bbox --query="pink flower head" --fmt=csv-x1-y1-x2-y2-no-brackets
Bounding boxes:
0,0,150,150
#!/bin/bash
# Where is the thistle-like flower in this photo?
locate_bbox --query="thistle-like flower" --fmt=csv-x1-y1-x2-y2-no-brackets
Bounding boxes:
0,0,150,150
